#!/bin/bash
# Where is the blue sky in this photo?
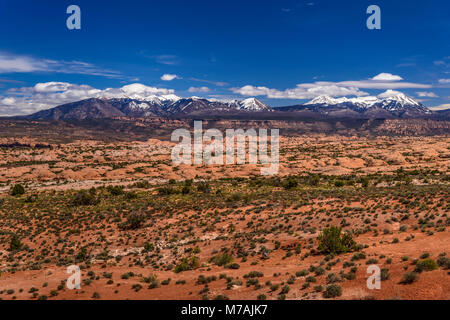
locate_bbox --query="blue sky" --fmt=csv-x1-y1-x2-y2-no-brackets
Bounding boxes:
0,0,449,115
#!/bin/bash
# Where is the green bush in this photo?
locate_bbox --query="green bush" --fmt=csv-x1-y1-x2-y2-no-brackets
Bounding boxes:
318,226,356,255
174,256,200,273
414,259,438,272
9,234,23,251
210,253,233,266
283,177,298,190
401,272,418,284
119,211,146,230
10,184,25,196
72,190,98,206
437,256,450,269
380,268,390,281
107,185,124,195
197,182,210,193
323,284,342,298
334,180,345,187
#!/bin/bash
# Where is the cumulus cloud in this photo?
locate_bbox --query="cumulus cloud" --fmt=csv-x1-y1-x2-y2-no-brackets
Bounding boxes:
188,86,210,93
0,82,175,116
232,84,368,99
160,74,180,81
416,91,438,98
428,104,450,111
371,73,403,81
377,90,403,98
231,74,431,100
0,52,121,78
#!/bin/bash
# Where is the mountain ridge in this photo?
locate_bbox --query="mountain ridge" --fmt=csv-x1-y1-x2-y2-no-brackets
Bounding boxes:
24,92,444,121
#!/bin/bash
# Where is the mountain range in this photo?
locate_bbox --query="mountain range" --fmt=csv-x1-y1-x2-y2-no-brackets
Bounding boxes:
25,92,447,121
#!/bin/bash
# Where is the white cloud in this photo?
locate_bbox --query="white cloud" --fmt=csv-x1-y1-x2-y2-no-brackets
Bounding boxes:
161,74,179,81
428,104,450,111
0,97,15,105
371,73,403,81
438,79,450,84
231,74,431,100
188,86,210,93
334,80,430,89
377,89,403,98
416,91,438,98
0,82,175,116
0,52,121,78
232,84,368,99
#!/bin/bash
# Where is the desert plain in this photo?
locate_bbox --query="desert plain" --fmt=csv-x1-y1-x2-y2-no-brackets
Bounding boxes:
0,118,448,300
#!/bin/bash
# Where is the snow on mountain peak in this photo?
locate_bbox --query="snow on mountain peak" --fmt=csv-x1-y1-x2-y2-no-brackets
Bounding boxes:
238,97,270,110
305,91,423,110
304,95,336,105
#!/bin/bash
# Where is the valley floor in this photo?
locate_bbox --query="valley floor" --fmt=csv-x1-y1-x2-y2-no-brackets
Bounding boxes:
0,129,448,300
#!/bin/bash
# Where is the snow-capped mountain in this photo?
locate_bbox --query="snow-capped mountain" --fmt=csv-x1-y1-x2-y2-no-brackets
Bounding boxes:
25,90,435,121
26,96,273,120
376,93,430,113
305,95,381,109
237,98,271,111
298,92,431,117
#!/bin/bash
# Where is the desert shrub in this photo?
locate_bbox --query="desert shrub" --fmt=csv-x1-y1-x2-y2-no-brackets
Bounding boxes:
132,180,150,188
225,263,240,269
142,274,159,289
283,177,298,190
124,191,138,199
174,256,200,273
401,272,418,284
296,270,309,277
270,284,279,292
244,271,264,278
419,253,430,259
380,268,390,281
107,185,124,195
326,273,342,284
257,294,267,300
144,242,154,252
437,256,450,269
334,180,344,187
210,253,233,266
314,267,325,276
366,258,378,265
75,247,88,262
158,186,177,195
314,285,323,292
197,182,211,193
280,285,290,294
119,211,146,230
10,184,25,196
323,284,342,298
351,252,366,261
181,186,190,194
361,177,370,188
414,259,438,272
317,226,356,255
9,234,23,251
72,190,98,206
